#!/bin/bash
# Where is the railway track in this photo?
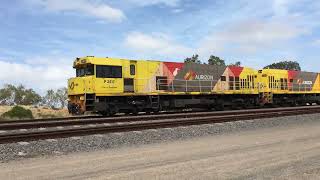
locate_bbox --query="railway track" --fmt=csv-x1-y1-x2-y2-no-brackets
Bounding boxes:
0,106,319,144
0,106,318,130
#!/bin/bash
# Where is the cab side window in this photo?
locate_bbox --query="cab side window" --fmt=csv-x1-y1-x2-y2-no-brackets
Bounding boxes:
96,65,122,78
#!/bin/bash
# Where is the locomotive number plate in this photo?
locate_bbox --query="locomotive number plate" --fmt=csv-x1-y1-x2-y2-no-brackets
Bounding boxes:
104,80,115,84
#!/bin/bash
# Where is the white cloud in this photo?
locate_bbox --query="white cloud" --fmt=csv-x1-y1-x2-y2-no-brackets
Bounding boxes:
124,32,193,58
273,0,290,16
0,57,74,93
312,39,320,46
172,8,183,13
127,0,181,7
124,17,310,60
27,0,126,23
198,19,310,55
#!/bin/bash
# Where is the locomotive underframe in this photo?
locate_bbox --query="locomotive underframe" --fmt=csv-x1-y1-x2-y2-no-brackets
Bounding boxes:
68,93,320,115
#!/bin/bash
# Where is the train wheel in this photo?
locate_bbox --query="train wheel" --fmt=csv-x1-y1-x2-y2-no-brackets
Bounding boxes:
231,104,241,110
72,105,82,115
131,106,139,115
145,109,151,114
290,101,297,107
242,101,250,109
215,104,225,111
101,110,110,116
152,104,161,114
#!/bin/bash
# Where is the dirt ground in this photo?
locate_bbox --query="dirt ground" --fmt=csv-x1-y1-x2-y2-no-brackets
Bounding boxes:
0,105,69,119
1,121,320,179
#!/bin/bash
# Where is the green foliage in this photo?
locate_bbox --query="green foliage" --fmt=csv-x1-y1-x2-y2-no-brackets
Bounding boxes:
56,87,68,108
43,87,68,109
264,61,301,71
229,61,241,66
0,86,12,105
0,84,41,105
43,89,57,108
0,84,68,109
184,54,201,64
208,55,226,66
1,106,33,119
184,54,229,66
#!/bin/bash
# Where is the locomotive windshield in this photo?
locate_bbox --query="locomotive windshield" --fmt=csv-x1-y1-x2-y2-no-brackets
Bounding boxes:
76,64,94,77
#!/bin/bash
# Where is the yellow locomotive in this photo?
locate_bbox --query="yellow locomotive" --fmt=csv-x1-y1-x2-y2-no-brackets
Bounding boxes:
68,56,320,115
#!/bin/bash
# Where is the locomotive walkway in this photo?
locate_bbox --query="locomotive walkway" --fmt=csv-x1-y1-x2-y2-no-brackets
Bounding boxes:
0,106,319,144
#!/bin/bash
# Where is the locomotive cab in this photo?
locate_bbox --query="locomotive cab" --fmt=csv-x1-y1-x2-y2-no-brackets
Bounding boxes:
68,58,95,114
68,56,131,115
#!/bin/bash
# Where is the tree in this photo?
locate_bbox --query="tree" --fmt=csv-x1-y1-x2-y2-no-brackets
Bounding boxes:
0,84,41,105
208,55,225,66
42,87,68,109
43,89,58,108
184,54,201,64
264,61,301,71
0,85,13,105
21,88,42,105
229,61,241,66
56,87,68,108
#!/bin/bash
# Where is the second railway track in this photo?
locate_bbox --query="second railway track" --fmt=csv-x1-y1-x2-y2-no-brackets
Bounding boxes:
0,106,319,144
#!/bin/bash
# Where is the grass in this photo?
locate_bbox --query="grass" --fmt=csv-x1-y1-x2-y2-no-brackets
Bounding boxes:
1,106,33,119
0,105,69,120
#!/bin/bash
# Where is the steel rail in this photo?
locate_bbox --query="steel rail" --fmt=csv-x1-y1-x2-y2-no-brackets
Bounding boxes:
0,107,319,144
1,105,318,124
0,115,101,124
0,106,320,130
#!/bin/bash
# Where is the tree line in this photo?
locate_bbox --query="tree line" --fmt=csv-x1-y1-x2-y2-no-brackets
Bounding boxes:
0,84,68,109
184,54,301,71
184,54,241,66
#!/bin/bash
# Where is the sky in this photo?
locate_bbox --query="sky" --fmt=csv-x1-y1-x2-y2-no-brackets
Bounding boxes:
1,0,320,93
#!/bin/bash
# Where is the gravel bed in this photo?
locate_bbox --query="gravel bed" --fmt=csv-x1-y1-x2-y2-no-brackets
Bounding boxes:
0,113,319,163
0,118,187,135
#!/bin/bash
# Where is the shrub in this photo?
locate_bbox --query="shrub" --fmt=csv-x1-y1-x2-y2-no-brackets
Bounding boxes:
1,106,33,119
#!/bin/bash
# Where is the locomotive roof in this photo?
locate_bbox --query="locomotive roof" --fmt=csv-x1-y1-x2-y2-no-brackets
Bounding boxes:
73,56,164,67
72,56,317,74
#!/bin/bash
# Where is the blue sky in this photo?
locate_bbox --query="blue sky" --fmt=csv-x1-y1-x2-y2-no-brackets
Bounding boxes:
0,0,320,92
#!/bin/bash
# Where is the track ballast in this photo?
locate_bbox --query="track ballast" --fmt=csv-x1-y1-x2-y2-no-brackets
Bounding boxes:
0,106,319,144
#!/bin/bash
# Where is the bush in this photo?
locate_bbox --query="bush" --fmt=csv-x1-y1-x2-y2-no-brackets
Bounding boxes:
1,106,33,119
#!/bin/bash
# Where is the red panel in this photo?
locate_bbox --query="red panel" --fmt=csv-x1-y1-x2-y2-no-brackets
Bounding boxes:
163,62,184,76
229,66,244,77
288,70,299,80
288,70,299,87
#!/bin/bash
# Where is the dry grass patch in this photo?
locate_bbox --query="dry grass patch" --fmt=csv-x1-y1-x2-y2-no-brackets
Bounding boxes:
0,105,70,120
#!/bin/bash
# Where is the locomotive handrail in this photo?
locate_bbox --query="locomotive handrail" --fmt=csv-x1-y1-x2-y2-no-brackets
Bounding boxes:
132,78,315,94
